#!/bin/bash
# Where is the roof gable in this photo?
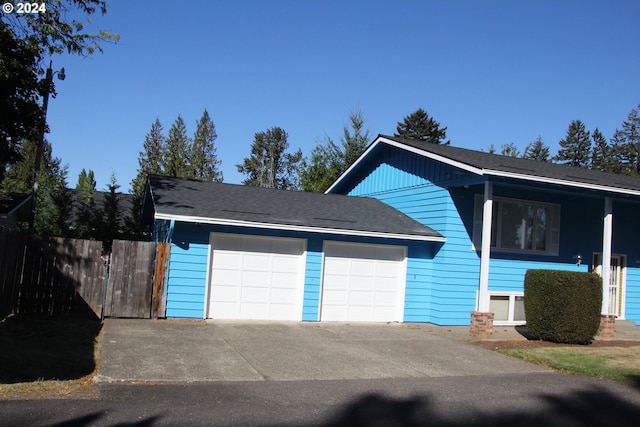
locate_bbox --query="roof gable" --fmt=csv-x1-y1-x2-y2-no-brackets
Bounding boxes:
327,135,640,196
144,175,444,242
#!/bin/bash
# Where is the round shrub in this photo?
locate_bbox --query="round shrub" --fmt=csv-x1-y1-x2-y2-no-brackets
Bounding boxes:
524,269,602,345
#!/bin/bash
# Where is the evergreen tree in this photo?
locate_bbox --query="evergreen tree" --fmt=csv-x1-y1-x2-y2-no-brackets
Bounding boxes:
610,129,637,175
555,120,591,167
76,168,96,194
523,136,550,161
237,127,302,190
130,118,165,232
590,128,611,172
395,108,449,144
190,109,223,182
37,165,72,237
500,143,520,157
1,138,71,236
342,110,371,167
299,110,371,193
615,105,640,175
162,115,191,178
74,168,97,239
98,173,122,253
131,118,164,195
299,138,343,192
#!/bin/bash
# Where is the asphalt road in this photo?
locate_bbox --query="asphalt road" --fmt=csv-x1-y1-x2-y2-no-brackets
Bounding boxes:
3,373,640,426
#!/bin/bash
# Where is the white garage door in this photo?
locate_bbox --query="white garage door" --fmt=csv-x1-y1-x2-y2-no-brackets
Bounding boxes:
320,242,407,322
207,234,306,320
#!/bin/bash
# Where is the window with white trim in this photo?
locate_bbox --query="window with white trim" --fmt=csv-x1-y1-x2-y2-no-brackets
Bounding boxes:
489,292,526,324
473,195,560,256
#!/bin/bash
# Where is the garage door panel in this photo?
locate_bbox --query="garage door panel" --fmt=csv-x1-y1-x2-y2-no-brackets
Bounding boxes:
324,258,350,274
240,303,268,318
208,234,305,320
211,285,238,302
215,235,245,251
272,255,300,271
240,286,268,302
270,288,297,304
376,261,403,275
271,272,299,286
243,254,271,270
348,291,374,305
214,251,243,268
374,277,401,290
211,269,241,285
351,260,376,276
321,242,406,322
214,302,239,318
374,292,397,305
323,289,347,304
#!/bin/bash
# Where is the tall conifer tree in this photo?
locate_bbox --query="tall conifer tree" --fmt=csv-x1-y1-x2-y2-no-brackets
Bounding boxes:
395,108,449,144
523,136,550,161
555,120,591,167
190,109,223,182
237,127,302,190
162,115,191,178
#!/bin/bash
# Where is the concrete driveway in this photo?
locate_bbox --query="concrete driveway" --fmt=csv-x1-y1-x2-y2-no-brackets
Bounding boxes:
96,319,547,383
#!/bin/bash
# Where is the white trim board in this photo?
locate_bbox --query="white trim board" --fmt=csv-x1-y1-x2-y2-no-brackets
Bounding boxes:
153,213,446,243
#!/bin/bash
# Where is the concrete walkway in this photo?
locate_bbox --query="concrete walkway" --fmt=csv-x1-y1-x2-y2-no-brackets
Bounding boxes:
96,319,550,383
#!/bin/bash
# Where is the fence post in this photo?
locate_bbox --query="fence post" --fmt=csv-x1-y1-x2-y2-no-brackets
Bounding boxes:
152,242,170,319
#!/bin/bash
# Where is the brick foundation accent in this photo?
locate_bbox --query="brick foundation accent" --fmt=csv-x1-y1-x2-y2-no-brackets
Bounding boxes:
598,314,616,338
470,311,495,339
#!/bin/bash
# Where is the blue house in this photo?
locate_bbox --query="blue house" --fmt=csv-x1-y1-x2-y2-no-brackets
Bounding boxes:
327,135,640,326
142,175,445,323
143,135,640,326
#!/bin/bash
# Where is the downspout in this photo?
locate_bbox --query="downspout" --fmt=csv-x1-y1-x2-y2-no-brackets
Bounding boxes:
601,197,613,315
478,180,493,312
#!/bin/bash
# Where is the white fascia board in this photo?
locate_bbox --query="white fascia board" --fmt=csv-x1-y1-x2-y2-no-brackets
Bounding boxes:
379,137,484,175
483,169,640,197
325,139,384,194
154,213,446,243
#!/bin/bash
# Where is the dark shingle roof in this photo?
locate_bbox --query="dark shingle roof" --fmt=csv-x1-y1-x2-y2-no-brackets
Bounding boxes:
380,135,640,195
145,175,444,241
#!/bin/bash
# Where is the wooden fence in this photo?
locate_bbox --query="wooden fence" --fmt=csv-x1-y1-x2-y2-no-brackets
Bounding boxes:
0,229,168,320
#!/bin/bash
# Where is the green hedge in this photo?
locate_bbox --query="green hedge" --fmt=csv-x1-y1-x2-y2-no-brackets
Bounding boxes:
524,269,602,345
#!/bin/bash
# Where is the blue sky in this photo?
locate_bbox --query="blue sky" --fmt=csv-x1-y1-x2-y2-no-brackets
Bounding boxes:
45,0,640,191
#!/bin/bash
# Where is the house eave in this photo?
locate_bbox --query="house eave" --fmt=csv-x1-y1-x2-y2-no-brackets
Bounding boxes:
154,213,446,243
483,169,640,197
326,135,640,197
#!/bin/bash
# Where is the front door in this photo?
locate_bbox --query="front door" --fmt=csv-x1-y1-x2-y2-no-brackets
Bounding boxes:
593,253,626,318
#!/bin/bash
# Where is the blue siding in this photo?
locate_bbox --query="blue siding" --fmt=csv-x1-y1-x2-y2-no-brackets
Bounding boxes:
343,149,477,325
165,225,209,318
489,260,588,292
627,268,640,325
302,238,323,321
163,221,436,321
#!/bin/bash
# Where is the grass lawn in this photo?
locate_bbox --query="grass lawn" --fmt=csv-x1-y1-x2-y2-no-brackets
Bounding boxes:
0,314,102,399
497,345,640,383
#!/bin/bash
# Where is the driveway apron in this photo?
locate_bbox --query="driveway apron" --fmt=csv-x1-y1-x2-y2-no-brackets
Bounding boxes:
96,319,547,383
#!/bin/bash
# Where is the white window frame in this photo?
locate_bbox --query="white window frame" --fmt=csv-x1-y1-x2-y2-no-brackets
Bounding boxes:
488,291,526,325
473,194,560,256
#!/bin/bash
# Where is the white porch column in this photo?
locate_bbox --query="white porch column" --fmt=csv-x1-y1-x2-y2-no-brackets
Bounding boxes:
601,197,613,315
478,181,493,312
